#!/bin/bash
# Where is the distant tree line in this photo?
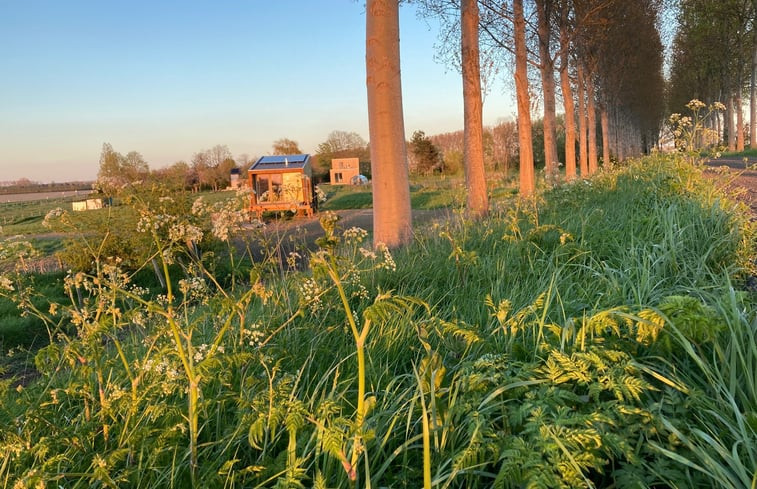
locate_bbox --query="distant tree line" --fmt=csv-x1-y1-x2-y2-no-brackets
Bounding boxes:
0,180,93,195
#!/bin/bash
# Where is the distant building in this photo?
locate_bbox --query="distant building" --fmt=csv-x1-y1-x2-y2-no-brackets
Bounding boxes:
248,154,315,218
72,198,104,212
329,157,360,185
229,167,243,190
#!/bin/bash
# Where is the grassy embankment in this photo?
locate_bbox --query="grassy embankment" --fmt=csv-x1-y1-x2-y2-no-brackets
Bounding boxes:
0,154,755,488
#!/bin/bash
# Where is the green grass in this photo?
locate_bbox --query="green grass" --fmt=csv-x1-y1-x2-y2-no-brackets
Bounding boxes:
720,148,757,158
0,154,754,488
319,179,466,211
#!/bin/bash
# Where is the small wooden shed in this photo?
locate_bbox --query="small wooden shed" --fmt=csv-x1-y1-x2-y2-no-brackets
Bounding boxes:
248,154,315,218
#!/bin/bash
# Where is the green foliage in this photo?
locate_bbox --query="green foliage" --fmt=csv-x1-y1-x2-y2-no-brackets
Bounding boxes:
0,154,754,488
410,130,444,175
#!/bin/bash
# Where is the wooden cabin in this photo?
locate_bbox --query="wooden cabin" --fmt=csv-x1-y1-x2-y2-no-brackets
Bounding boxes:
248,154,315,218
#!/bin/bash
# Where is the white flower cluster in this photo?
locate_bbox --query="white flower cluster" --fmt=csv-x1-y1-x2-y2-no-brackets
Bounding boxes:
178,276,208,301
315,185,328,204
102,258,130,288
0,275,14,292
191,197,207,216
0,238,37,265
241,323,265,347
343,226,368,245
375,243,397,271
711,101,726,111
351,283,370,300
136,211,176,234
193,195,253,242
168,223,203,244
359,247,377,260
299,277,323,313
685,99,706,111
211,206,250,242
193,343,210,363
64,270,95,294
142,358,180,379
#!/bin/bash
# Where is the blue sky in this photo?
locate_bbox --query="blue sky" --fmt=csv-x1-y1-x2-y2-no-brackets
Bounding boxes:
0,1,515,183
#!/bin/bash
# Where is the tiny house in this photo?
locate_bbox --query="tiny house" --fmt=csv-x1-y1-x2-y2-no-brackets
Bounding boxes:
248,154,315,218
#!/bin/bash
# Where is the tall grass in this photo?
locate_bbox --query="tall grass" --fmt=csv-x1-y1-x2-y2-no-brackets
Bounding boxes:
0,154,754,488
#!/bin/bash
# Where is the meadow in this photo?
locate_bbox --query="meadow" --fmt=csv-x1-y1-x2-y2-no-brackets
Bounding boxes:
0,154,755,488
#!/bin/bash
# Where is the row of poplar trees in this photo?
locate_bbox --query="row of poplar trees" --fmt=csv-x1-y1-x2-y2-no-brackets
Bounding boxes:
366,0,669,248
668,0,757,152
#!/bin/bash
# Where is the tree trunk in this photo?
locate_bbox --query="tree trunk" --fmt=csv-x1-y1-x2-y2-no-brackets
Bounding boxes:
577,63,589,177
514,0,535,195
366,0,412,248
600,102,611,166
587,70,598,174
725,79,737,151
751,32,756,148
737,64,745,152
559,7,576,180
461,0,489,218
536,0,558,177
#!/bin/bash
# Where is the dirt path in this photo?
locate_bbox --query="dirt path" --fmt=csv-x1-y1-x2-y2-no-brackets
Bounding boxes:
237,208,456,262
704,156,757,217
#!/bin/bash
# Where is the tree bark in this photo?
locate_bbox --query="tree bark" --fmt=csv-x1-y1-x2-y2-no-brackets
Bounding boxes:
587,69,598,174
577,63,589,177
536,0,559,177
600,102,611,166
737,64,745,152
461,0,489,218
725,78,737,151
514,0,535,195
366,0,412,248
559,7,576,180
752,32,756,148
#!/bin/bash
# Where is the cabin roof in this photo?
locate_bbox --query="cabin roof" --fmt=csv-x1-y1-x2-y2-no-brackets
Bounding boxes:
249,154,310,172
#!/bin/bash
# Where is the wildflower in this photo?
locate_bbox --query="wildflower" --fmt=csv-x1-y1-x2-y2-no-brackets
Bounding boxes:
169,223,203,244
92,454,107,469
0,275,14,292
193,344,209,363
286,251,302,268
299,278,323,313
343,226,368,245
241,324,265,348
375,243,397,272
178,276,208,300
191,197,207,216
315,185,328,204
359,247,377,260
210,205,249,242
685,99,706,111
351,283,370,300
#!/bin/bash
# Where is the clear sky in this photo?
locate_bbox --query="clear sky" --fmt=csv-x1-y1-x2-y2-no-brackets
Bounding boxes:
0,1,516,183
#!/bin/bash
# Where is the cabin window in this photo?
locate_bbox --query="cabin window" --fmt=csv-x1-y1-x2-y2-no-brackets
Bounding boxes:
256,174,283,202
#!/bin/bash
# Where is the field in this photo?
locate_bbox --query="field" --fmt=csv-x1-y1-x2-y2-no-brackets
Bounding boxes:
0,155,755,488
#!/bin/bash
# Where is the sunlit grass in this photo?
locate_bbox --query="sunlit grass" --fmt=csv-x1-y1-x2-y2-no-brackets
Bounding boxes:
720,148,757,158
0,154,754,488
